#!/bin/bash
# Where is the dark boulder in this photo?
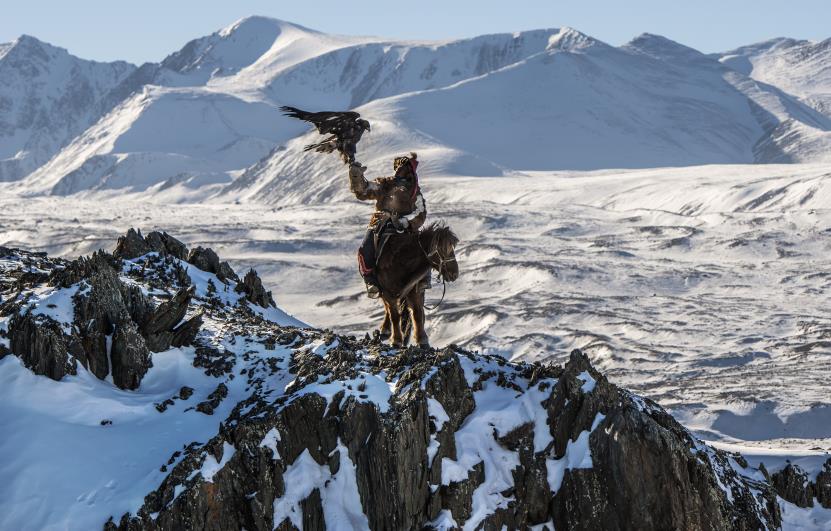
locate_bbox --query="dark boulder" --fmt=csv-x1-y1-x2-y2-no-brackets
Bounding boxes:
159,233,189,261
187,247,220,275
142,286,201,351
217,261,239,283
194,383,229,415
170,314,203,348
8,313,76,381
186,246,238,282
111,317,151,390
114,228,151,260
115,228,189,261
145,231,189,261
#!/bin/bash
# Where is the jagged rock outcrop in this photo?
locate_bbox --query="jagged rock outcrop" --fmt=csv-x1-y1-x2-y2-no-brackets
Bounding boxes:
817,459,831,508
141,286,202,351
109,341,781,531
771,463,814,508
60,252,152,379
8,311,77,380
146,231,189,261
768,459,831,510
235,268,276,308
0,233,212,390
114,228,189,261
111,317,151,390
114,228,152,260
114,227,239,284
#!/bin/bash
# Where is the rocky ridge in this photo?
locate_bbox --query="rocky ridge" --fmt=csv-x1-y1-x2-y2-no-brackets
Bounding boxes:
0,228,274,390
0,230,826,530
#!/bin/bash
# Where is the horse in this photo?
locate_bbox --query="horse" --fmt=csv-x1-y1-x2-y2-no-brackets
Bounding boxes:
375,222,459,347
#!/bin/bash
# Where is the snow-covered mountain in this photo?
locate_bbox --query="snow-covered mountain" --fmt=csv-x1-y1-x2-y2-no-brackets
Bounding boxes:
2,17,831,199
227,30,831,205
718,37,831,118
14,18,567,197
0,35,135,182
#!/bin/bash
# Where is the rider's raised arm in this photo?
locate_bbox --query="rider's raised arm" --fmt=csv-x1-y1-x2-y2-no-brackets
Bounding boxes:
403,190,427,230
348,164,382,201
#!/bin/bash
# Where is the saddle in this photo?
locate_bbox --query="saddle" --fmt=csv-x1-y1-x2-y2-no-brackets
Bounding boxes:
373,220,432,292
372,220,400,265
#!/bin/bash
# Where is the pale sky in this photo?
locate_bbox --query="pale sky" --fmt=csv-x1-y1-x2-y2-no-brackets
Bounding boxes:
1,0,829,64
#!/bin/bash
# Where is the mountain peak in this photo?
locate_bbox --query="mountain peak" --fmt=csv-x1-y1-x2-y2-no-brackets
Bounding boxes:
218,15,320,39
546,26,602,52
160,15,324,81
624,32,709,63
5,34,65,58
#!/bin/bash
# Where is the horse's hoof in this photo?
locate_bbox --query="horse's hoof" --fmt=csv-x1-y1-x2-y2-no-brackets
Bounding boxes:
418,342,431,349
378,331,391,341
390,341,403,348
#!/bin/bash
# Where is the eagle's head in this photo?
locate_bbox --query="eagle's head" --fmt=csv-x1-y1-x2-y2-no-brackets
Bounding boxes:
358,119,371,132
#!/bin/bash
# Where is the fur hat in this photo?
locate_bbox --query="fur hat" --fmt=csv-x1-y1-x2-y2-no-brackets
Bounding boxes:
393,152,418,172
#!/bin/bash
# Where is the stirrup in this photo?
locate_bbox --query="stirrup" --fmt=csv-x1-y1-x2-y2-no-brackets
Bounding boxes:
366,282,381,299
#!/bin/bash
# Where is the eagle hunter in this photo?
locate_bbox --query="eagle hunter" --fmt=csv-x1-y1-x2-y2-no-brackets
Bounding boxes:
280,106,371,165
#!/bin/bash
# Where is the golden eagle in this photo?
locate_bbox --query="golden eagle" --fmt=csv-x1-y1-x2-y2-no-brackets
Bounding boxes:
280,106,371,165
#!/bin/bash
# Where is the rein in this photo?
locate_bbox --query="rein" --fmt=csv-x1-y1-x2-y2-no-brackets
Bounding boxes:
423,278,446,311
417,233,455,311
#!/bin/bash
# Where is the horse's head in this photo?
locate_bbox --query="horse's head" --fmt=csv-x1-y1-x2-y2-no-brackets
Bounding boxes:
424,223,459,282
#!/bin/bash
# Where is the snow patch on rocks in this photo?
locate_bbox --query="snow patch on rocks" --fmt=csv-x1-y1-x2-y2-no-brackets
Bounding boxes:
546,413,606,493
272,440,369,530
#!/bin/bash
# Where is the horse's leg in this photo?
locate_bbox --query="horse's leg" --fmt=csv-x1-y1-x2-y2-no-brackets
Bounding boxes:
408,289,429,348
399,299,412,346
379,303,391,341
386,297,404,347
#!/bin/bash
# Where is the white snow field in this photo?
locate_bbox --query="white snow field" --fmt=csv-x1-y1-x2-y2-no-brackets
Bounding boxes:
2,14,831,529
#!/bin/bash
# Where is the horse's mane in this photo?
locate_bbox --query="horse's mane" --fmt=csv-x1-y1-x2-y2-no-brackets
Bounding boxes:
422,222,459,254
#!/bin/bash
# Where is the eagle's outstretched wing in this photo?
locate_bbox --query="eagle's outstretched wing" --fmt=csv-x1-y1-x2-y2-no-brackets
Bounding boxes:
280,106,370,164
280,106,361,135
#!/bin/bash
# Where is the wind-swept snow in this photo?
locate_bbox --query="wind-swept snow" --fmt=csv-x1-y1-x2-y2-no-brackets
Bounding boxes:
0,348,239,530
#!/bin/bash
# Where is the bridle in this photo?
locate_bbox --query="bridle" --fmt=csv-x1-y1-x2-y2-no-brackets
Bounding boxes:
417,233,457,311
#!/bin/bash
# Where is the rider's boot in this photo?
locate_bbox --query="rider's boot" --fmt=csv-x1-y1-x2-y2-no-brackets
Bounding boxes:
358,234,380,299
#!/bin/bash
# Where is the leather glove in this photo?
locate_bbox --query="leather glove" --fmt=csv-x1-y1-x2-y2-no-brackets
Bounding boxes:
348,163,366,179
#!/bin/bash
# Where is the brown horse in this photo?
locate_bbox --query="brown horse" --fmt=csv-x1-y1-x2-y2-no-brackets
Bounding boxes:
376,222,459,347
